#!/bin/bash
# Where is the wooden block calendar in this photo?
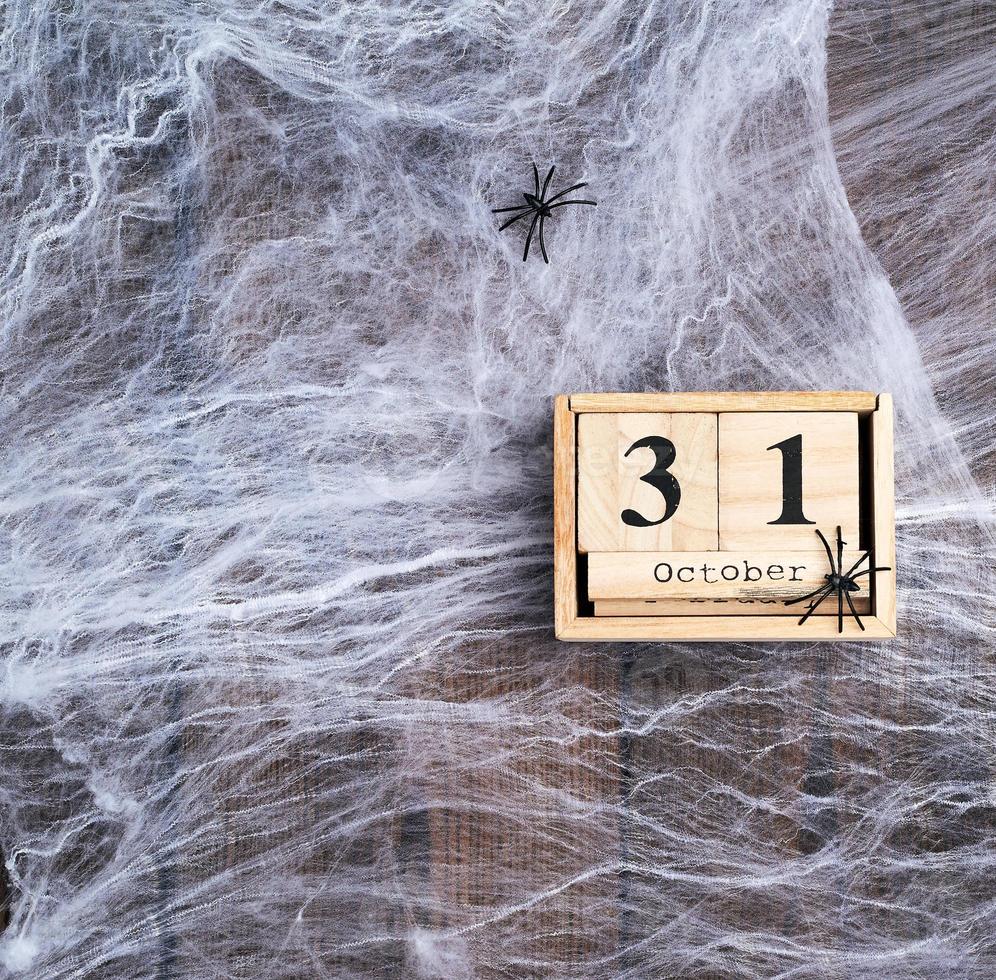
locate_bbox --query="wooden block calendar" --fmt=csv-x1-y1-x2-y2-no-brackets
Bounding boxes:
554,392,896,642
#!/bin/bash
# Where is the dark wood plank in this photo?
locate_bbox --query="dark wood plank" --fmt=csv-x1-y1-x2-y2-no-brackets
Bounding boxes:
425,640,621,975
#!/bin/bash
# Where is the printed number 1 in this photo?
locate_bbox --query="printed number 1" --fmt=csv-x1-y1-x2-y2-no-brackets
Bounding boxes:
621,436,681,527
766,433,814,525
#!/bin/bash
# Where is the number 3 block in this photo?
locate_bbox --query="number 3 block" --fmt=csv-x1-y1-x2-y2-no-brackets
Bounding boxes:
578,413,718,552
718,412,860,550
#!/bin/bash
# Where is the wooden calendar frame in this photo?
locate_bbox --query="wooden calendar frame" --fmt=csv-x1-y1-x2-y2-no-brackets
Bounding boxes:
554,391,896,642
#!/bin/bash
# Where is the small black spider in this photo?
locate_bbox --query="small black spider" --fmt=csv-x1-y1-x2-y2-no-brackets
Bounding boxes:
492,164,596,264
784,525,892,633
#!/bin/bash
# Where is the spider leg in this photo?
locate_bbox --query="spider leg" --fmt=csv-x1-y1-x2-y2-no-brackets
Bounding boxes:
492,203,532,214
815,527,836,573
522,211,541,261
498,208,535,232
841,549,872,579
784,581,835,606
836,525,844,577
800,584,834,614
797,585,834,626
547,199,598,209
541,165,556,203
838,584,844,633
538,212,549,264
532,163,540,198
843,588,865,631
849,565,893,579
544,181,588,205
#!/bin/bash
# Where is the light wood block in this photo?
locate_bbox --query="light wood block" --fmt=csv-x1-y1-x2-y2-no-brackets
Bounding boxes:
571,391,877,414
871,394,897,634
587,550,870,601
578,413,718,553
557,613,896,641
593,597,871,616
719,412,860,551
553,395,578,637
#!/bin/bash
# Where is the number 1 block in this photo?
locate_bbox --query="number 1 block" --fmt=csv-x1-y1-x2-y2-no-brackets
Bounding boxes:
578,413,718,552
718,412,860,550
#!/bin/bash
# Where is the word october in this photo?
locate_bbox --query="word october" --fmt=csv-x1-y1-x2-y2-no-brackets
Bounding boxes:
654,559,806,585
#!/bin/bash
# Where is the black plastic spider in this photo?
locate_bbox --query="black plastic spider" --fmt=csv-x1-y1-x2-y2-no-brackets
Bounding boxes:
492,164,596,263
784,525,892,633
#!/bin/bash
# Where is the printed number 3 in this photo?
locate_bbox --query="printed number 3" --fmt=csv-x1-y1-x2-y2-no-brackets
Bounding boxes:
621,436,681,527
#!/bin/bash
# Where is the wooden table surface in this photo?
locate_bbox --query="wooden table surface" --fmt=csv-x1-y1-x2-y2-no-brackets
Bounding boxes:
2,1,994,976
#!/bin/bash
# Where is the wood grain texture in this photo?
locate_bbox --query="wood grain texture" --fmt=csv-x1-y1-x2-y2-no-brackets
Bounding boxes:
719,412,860,551
569,391,878,414
427,646,622,971
558,613,896,642
577,412,718,553
587,550,869,600
553,394,578,637
594,597,871,616
871,393,897,633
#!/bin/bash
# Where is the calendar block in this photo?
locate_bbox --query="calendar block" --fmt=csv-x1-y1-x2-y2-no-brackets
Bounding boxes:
553,392,896,642
718,412,860,551
587,550,870,601
578,413,718,553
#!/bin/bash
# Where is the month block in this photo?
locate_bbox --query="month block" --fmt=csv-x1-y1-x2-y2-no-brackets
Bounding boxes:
587,550,870,600
578,413,718,553
718,412,860,551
